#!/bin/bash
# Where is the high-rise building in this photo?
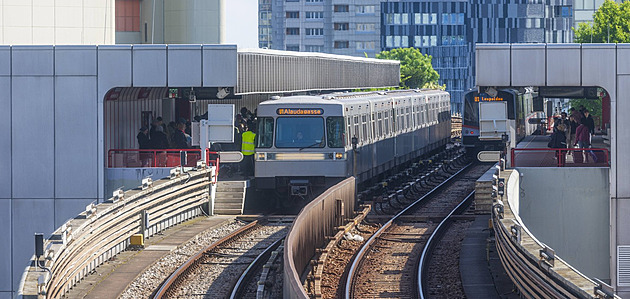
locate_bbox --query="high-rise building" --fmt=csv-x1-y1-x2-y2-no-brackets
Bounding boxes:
0,0,115,45
381,0,574,113
115,0,224,44
260,0,382,56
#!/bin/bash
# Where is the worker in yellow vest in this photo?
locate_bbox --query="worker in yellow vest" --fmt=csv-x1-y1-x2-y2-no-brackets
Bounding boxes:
241,125,256,177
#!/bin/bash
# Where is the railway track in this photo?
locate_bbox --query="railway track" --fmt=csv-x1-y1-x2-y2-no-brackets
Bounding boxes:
344,163,490,299
154,219,289,298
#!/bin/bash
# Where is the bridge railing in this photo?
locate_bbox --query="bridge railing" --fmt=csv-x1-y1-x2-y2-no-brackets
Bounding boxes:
492,169,618,299
283,177,356,299
18,167,216,299
511,148,609,167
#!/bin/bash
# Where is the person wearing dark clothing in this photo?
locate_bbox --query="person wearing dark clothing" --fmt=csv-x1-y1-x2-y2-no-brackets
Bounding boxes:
576,118,597,163
548,124,567,165
583,110,595,135
171,122,189,149
137,127,150,149
150,116,164,136
150,125,169,149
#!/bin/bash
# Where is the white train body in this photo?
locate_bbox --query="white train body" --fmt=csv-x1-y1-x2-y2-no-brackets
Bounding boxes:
254,89,451,195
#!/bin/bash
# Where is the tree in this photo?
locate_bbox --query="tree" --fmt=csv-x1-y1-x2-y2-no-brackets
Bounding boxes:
574,0,630,43
376,48,441,89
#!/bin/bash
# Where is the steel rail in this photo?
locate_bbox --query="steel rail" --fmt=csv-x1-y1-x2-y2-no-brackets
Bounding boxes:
344,162,472,299
229,236,285,299
153,220,261,299
417,190,475,299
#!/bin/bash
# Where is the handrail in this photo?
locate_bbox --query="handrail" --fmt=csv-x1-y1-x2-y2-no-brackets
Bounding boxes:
107,149,220,169
511,147,609,167
18,167,216,298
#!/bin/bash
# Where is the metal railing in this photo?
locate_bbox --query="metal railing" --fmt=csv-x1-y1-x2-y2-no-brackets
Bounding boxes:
108,148,218,168
511,148,609,167
18,167,216,299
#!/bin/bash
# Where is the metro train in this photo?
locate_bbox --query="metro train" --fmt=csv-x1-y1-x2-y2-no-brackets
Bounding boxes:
462,88,543,157
254,89,451,199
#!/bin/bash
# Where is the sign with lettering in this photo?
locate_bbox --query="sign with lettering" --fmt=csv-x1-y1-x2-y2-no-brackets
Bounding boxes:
276,108,324,115
474,96,504,102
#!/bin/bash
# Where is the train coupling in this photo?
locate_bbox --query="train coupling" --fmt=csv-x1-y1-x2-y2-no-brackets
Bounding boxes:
289,180,310,196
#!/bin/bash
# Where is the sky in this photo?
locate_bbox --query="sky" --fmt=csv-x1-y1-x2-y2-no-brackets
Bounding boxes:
224,0,259,49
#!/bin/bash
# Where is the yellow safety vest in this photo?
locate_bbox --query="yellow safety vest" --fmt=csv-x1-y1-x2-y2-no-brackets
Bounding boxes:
241,131,256,156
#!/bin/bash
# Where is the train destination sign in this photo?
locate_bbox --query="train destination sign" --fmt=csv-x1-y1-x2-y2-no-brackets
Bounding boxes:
474,96,504,102
277,108,324,115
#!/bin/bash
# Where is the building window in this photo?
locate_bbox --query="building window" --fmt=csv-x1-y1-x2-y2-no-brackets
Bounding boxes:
306,0,323,2
305,45,324,52
306,28,324,35
334,5,349,12
286,0,299,2
357,23,375,32
286,45,300,51
334,23,349,30
334,41,349,48
356,5,375,14
286,28,300,35
306,11,324,19
115,0,140,32
356,41,375,50
286,11,299,18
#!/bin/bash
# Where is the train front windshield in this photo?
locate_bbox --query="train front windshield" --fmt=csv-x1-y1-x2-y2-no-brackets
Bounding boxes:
275,117,326,148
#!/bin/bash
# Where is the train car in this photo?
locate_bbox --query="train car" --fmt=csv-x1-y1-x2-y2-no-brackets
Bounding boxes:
462,88,540,158
255,89,451,199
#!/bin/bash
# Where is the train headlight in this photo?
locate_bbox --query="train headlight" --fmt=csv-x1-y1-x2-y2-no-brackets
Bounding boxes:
335,152,345,160
257,153,266,161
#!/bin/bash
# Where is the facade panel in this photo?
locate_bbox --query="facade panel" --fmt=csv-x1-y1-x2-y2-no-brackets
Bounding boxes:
511,44,546,86
11,77,55,199
546,44,581,86
54,77,98,199
0,78,10,199
167,45,203,87
54,46,98,76
11,46,54,76
132,45,167,87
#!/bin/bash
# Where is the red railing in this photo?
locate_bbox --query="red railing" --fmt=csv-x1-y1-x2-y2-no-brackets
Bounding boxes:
511,148,610,167
108,149,219,171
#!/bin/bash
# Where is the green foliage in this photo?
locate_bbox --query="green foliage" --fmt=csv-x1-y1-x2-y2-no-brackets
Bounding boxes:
569,98,602,119
376,48,440,89
574,0,630,43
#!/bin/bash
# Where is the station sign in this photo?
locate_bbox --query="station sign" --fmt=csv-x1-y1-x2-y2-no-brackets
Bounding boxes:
474,96,504,102
276,108,324,115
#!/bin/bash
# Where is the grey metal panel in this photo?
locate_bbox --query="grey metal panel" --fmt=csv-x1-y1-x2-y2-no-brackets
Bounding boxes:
11,46,54,76
617,44,630,75
167,45,202,87
55,77,98,199
132,45,167,87
0,199,11,292
511,44,546,86
0,46,10,76
97,45,132,100
475,44,511,86
616,75,630,196
53,198,94,228
611,99,617,197
11,198,54,291
618,198,630,244
516,167,610,280
203,45,237,87
0,78,10,198
581,44,616,90
54,45,97,76
546,44,581,86
12,77,54,199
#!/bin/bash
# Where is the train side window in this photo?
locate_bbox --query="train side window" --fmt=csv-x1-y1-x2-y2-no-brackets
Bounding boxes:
353,115,360,142
361,114,367,142
384,111,390,135
326,116,344,148
371,113,375,140
257,117,274,148
406,107,410,130
346,116,352,147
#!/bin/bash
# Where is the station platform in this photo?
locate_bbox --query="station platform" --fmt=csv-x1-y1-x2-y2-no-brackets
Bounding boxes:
512,134,610,167
64,216,234,299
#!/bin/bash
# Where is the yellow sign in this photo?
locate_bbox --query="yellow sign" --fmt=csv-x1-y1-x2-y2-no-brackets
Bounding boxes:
277,108,324,115
474,96,504,102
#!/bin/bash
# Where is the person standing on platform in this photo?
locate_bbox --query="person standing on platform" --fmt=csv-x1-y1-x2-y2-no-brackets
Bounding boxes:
583,109,595,136
241,125,256,177
150,125,169,149
575,118,596,163
137,127,150,149
171,121,190,149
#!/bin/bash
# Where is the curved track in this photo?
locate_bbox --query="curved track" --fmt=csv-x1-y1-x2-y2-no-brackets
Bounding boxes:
345,163,489,299
154,220,287,298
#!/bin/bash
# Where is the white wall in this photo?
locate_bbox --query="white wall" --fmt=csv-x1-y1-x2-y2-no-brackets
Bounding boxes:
0,0,115,45
0,44,237,296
